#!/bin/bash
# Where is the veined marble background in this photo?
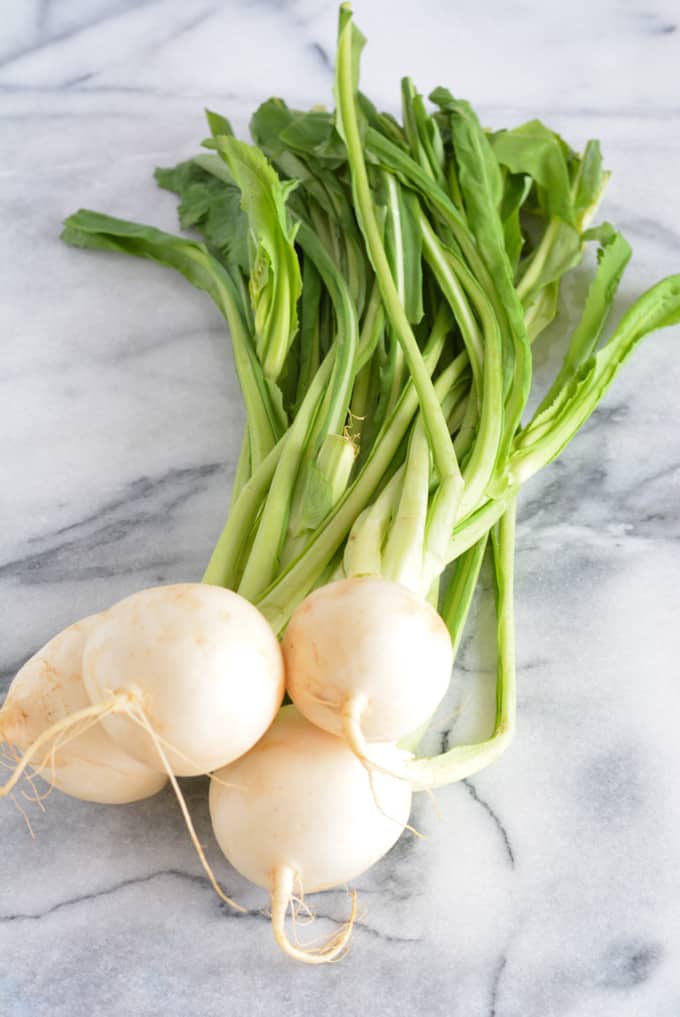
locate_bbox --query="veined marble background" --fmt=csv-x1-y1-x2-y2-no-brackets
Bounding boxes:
2,2,680,1015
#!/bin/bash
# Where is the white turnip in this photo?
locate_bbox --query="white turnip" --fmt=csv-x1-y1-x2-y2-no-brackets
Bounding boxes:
0,614,167,804
82,583,285,776
282,577,453,765
209,706,412,963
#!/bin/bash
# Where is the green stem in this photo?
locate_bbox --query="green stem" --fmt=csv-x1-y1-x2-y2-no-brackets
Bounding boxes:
254,305,453,631
228,432,251,510
202,436,283,588
407,500,517,789
439,534,489,656
236,347,330,600
398,533,489,755
344,468,402,579
296,223,360,449
516,217,561,302
335,8,462,494
448,497,508,562
381,419,430,589
419,213,483,386
237,219,361,600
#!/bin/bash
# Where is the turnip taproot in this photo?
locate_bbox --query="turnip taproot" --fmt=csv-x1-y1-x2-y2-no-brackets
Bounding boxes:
209,706,412,963
283,577,453,769
0,614,167,805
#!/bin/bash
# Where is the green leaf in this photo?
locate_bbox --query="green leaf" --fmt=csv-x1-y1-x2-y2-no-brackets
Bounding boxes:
430,87,531,460
215,136,303,381
205,108,234,140
524,280,559,342
250,98,297,156
154,158,250,274
491,120,575,225
490,120,591,309
573,140,609,229
518,219,581,302
383,173,424,324
512,273,680,482
295,433,357,534
535,228,632,420
252,102,347,202
401,78,446,187
431,89,503,210
280,111,347,168
500,172,531,272
358,91,406,149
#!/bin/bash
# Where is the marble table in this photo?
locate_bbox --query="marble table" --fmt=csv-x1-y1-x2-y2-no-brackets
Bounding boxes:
2,2,679,1014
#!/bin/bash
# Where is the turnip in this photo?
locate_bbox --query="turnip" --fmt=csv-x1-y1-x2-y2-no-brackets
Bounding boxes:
282,577,453,767
82,583,285,776
0,613,167,805
209,706,412,963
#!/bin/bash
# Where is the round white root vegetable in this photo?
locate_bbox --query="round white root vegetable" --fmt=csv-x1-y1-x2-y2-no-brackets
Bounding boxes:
282,577,453,764
209,706,413,963
82,583,285,776
0,614,167,804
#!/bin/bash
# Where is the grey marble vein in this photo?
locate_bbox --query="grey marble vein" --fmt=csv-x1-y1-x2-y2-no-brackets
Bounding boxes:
488,953,508,1017
462,780,515,869
0,869,209,924
1,0,160,67
0,463,223,584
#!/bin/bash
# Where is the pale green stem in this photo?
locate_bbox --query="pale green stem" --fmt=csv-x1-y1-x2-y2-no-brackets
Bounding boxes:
406,501,517,789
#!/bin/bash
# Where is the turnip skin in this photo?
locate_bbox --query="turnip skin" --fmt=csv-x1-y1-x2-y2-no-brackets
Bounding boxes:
209,706,412,961
283,577,453,745
209,706,412,891
82,583,285,776
1,614,167,804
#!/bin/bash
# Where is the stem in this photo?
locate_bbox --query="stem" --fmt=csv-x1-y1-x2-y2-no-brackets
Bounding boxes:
344,469,401,579
381,420,430,590
237,354,331,600
354,277,385,374
335,10,462,493
439,533,488,657
419,213,483,386
229,433,251,507
255,306,452,631
384,357,470,592
448,497,508,562
295,223,360,452
406,500,517,789
237,221,360,601
516,217,561,302
202,437,283,588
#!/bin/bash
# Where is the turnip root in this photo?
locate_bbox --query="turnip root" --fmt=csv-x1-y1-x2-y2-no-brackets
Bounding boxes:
282,577,453,767
209,706,412,963
0,614,167,804
82,583,285,776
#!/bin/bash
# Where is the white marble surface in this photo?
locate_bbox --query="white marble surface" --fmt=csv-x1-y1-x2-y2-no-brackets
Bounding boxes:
2,1,680,1013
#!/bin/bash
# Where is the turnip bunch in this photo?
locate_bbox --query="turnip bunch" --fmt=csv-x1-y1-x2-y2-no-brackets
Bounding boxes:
0,584,285,909
3,2,679,964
